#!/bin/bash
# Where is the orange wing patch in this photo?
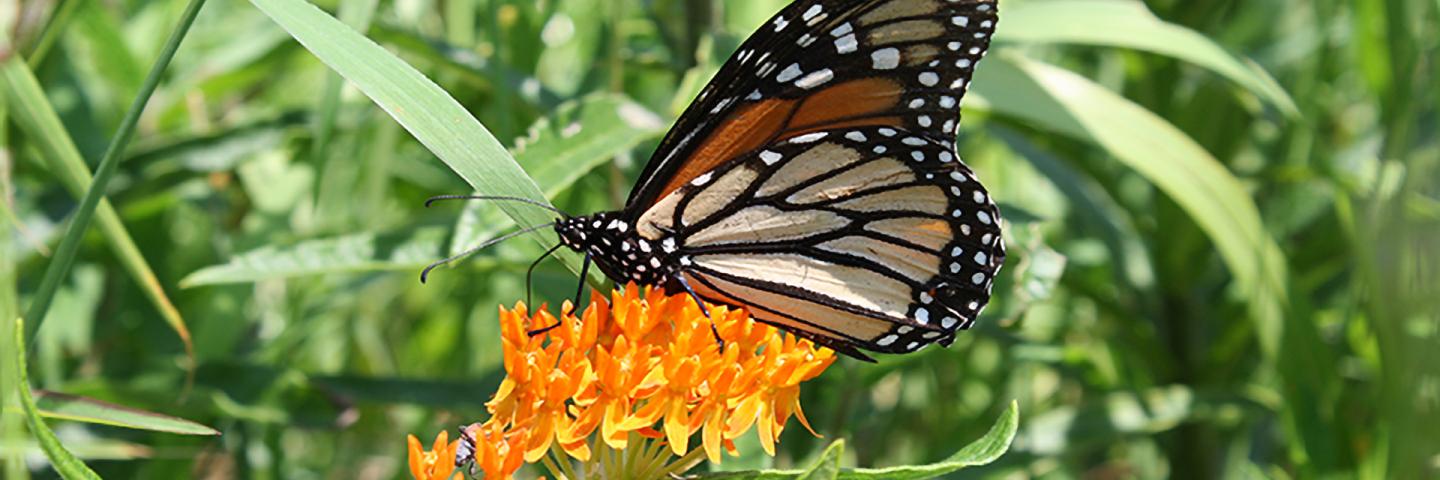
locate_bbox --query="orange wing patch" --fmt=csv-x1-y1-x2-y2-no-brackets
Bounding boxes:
652,78,905,203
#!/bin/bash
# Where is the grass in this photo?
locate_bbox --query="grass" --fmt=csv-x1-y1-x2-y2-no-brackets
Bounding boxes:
2,0,1437,478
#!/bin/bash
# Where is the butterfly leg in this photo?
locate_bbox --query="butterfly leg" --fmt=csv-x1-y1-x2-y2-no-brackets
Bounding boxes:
527,252,591,337
674,273,724,350
525,243,564,307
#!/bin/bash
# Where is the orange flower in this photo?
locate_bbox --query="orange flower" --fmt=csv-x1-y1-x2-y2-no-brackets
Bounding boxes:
407,430,458,480
448,283,836,479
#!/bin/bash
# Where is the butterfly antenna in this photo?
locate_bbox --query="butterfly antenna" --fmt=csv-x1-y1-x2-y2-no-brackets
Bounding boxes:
525,243,564,307
425,195,570,217
420,221,557,283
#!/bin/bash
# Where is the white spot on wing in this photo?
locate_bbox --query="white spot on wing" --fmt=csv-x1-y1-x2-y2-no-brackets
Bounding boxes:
918,71,940,87
795,68,834,89
835,34,858,54
790,132,828,143
871,48,900,69
776,63,803,83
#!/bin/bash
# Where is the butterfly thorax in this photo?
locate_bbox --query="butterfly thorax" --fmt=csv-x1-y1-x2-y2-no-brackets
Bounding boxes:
555,212,680,286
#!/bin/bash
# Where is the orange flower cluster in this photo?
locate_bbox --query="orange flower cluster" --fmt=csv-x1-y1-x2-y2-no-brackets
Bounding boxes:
444,284,836,479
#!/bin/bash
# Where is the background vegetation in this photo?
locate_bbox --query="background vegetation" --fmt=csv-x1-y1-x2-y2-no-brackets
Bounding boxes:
2,0,1437,478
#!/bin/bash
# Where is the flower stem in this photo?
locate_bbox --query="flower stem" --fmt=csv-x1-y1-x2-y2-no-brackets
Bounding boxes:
659,445,708,478
548,442,582,480
632,438,685,480
541,451,570,480
622,432,643,477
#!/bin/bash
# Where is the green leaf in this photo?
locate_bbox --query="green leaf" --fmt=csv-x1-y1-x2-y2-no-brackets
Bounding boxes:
700,401,1018,480
32,391,219,436
11,318,102,479
248,0,592,276
972,53,1288,357
997,0,1297,115
796,441,844,480
448,93,663,256
180,227,452,287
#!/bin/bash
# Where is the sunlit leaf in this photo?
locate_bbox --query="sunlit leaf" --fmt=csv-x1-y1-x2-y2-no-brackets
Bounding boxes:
997,0,1297,115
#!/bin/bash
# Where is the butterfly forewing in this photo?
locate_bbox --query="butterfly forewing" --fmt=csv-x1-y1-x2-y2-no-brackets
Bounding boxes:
626,0,998,214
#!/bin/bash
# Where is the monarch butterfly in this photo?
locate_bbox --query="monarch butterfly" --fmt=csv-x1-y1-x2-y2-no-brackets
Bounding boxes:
432,0,1004,361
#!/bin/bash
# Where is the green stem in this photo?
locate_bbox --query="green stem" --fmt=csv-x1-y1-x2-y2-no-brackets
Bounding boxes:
631,438,677,480
658,444,708,478
547,441,581,480
622,432,643,477
540,452,570,480
25,0,81,68
21,0,208,336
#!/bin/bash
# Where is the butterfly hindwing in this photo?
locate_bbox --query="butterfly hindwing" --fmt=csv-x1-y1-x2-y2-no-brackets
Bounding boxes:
644,126,1004,354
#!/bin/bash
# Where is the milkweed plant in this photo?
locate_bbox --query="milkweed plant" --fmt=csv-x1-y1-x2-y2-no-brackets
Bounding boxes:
405,285,1017,480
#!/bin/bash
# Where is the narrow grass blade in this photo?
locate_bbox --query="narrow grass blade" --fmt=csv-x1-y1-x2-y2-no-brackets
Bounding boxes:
0,58,190,355
32,391,219,436
11,318,102,479
248,0,593,277
998,0,1297,116
973,53,1288,356
17,0,207,334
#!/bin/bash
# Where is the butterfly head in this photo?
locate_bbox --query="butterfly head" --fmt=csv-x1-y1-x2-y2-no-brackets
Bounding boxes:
554,211,676,285
554,212,618,252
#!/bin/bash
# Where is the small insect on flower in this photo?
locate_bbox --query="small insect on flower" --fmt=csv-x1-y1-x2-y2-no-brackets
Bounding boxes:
406,431,458,480
442,284,835,479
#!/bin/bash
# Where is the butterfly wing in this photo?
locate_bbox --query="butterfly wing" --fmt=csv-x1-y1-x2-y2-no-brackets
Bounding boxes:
626,0,998,216
640,126,1004,356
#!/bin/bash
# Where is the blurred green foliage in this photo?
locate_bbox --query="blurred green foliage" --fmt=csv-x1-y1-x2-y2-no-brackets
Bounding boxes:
2,0,1438,478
